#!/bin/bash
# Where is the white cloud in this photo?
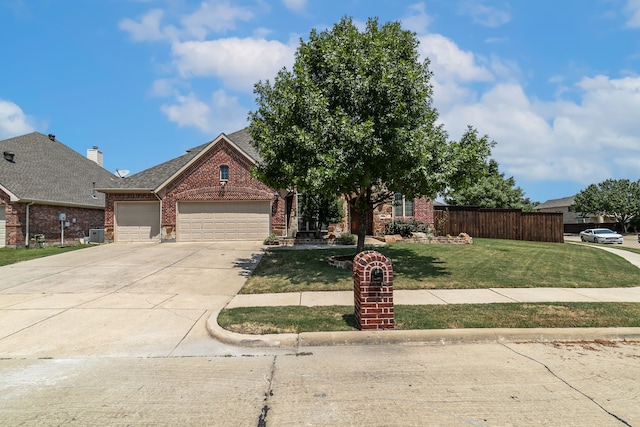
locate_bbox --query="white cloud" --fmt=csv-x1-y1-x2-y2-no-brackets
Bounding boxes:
119,1,253,42
401,2,432,34
0,99,35,139
418,34,493,84
457,1,511,28
150,78,177,97
438,75,640,185
282,0,306,13
160,90,247,133
625,0,640,27
171,37,296,91
161,92,211,132
180,1,254,39
119,9,178,42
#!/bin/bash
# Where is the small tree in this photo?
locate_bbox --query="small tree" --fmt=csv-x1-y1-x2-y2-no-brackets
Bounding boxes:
249,17,493,252
574,179,640,233
444,159,531,210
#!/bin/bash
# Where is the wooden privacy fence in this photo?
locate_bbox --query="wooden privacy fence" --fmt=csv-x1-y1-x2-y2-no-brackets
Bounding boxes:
434,207,564,243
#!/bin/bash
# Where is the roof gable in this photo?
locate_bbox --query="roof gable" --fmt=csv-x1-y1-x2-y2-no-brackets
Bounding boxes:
100,128,260,193
534,195,576,210
0,132,117,207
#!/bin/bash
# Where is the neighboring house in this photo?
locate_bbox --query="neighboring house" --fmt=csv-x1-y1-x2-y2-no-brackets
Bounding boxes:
534,196,581,224
534,195,616,231
99,128,434,243
0,133,116,247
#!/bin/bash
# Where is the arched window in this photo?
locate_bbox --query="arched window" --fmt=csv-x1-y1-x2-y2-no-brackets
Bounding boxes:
219,165,229,182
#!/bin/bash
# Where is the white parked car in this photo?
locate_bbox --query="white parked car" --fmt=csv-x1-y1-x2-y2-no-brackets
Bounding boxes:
579,228,623,244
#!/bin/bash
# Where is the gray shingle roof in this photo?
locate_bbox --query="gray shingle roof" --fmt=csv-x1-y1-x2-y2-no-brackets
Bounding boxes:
0,132,118,208
534,195,575,210
100,128,260,192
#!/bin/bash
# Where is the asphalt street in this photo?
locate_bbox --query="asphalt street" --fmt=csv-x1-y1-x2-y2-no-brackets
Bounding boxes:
1,241,639,426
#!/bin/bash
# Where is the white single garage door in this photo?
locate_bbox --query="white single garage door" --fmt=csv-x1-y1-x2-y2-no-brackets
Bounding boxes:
0,206,6,248
115,202,160,242
177,201,270,242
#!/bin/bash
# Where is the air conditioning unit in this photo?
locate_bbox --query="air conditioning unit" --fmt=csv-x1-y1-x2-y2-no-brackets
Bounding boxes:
89,228,104,243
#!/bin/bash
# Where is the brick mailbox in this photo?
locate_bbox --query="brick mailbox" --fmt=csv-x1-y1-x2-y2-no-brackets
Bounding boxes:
353,250,394,330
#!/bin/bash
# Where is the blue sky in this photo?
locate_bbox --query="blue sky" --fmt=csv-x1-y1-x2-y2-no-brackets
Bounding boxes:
2,0,640,203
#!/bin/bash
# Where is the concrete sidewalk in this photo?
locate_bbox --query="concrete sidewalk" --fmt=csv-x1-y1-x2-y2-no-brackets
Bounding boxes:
211,241,640,347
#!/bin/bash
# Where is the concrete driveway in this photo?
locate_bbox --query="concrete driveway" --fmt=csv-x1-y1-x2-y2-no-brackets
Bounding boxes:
0,242,267,358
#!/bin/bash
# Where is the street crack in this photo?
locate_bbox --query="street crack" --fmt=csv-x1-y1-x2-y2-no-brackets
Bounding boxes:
501,342,632,426
257,355,277,427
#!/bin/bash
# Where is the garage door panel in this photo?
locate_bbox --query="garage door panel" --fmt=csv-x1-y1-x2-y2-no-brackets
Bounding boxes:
178,201,270,242
115,202,160,242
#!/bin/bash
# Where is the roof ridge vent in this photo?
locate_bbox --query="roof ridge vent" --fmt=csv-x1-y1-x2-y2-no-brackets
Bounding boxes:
3,151,15,162
48,134,55,141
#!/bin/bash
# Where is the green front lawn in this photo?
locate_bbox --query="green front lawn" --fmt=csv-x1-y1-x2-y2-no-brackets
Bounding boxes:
0,245,89,267
219,303,640,334
242,239,640,294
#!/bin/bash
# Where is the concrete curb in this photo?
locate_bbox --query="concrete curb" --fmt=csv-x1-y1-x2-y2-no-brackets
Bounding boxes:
206,311,640,348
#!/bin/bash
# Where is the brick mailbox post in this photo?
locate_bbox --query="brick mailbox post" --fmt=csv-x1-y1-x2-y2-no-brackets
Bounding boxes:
353,250,394,330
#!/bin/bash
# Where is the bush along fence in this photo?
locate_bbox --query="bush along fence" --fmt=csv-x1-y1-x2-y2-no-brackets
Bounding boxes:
433,206,564,243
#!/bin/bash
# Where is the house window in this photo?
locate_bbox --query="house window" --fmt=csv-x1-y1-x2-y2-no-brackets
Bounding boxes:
393,193,414,217
219,165,229,182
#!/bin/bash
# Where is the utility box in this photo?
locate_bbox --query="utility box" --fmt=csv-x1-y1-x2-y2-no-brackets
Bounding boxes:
353,250,394,330
89,228,105,243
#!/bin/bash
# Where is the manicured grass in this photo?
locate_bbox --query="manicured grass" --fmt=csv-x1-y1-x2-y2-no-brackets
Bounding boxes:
241,239,640,293
0,244,89,267
218,303,640,334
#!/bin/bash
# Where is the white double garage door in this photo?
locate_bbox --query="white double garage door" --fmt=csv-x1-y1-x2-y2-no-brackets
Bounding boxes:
115,201,270,242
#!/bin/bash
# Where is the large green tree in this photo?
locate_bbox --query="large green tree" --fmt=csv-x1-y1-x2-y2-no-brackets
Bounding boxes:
444,159,534,210
248,17,493,252
573,179,640,233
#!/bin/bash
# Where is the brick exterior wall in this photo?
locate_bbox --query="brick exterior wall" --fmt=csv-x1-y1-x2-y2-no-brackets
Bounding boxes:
413,197,434,224
104,139,286,241
353,196,435,237
353,250,394,330
332,196,435,237
1,189,104,247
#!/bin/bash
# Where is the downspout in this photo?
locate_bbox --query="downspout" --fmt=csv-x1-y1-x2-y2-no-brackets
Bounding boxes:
153,192,163,242
25,201,35,248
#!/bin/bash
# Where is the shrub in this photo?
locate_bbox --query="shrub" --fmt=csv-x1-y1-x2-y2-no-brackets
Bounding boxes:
335,232,356,245
385,219,430,237
263,234,280,245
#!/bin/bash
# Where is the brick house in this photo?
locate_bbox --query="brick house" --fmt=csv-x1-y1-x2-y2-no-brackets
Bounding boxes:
98,129,286,242
0,133,116,247
534,195,618,233
99,129,434,242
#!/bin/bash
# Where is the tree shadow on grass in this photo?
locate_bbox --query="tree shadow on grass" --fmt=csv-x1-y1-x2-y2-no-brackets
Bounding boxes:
248,246,450,288
232,252,267,278
377,246,450,281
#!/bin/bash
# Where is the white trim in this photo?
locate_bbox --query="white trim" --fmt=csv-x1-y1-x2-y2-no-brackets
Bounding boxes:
0,183,19,201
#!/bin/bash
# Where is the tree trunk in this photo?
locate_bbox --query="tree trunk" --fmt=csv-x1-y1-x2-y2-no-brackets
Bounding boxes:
356,208,367,253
